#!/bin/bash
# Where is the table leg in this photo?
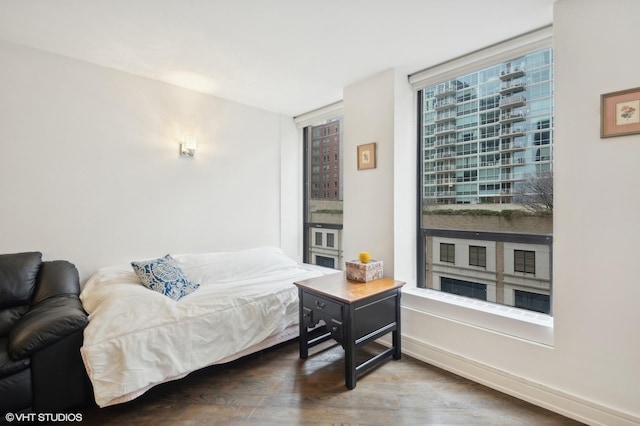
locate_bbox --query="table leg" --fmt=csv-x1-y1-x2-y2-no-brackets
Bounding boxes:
345,341,356,389
393,290,402,360
299,289,309,359
392,329,401,360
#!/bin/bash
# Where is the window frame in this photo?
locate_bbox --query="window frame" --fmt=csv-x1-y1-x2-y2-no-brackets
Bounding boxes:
408,27,555,345
295,101,344,268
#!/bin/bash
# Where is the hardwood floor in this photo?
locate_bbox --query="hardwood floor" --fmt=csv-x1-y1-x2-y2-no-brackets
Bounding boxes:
75,340,583,425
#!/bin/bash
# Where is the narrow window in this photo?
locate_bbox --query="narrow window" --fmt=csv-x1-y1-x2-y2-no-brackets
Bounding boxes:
514,250,535,274
469,245,486,267
327,233,335,248
302,114,343,270
440,243,455,263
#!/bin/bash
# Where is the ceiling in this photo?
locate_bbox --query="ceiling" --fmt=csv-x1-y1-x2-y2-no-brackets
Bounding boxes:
0,0,555,117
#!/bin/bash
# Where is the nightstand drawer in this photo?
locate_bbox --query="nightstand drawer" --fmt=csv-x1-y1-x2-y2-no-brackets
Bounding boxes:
302,291,343,321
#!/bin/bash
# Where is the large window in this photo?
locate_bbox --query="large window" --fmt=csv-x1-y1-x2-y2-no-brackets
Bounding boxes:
416,42,553,315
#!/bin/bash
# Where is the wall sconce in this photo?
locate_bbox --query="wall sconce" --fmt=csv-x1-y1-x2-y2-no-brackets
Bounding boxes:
180,137,197,157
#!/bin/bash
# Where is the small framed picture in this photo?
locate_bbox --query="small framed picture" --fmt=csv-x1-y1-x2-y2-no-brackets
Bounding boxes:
357,143,376,170
601,87,640,138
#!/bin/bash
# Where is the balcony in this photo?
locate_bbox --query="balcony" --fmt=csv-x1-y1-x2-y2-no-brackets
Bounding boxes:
501,142,525,152
434,123,457,135
500,110,526,124
434,164,456,172
499,65,526,80
435,135,457,147
435,150,456,159
500,126,526,137
436,178,456,185
434,110,457,122
499,94,526,108
499,80,526,95
500,157,526,166
433,82,458,98
434,97,457,110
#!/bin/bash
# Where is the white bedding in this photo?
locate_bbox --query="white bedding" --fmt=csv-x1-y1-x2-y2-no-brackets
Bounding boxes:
80,247,333,407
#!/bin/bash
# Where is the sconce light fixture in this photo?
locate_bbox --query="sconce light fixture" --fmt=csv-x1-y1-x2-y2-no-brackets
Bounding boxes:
180,136,197,157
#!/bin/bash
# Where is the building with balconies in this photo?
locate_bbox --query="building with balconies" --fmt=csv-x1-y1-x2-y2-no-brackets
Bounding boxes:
422,48,553,205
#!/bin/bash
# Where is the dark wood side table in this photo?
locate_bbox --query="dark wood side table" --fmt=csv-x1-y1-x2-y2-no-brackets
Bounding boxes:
294,273,405,389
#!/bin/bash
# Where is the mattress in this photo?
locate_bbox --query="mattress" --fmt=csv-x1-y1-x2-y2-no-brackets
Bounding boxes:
80,247,335,407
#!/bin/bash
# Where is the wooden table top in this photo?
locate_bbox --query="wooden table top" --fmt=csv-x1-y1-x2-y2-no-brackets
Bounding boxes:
294,272,405,304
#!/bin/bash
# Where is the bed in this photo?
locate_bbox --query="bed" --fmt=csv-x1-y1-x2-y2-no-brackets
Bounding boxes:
79,247,336,407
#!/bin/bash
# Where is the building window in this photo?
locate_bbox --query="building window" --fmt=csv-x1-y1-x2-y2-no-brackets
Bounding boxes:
441,277,487,301
315,232,322,247
469,245,486,267
514,250,535,274
440,243,455,263
515,289,549,314
315,255,335,269
327,233,335,248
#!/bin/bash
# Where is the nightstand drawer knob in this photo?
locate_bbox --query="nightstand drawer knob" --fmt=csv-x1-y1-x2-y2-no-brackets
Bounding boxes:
315,300,326,309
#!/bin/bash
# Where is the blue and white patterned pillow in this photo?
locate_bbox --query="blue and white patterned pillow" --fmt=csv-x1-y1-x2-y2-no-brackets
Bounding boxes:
131,254,200,301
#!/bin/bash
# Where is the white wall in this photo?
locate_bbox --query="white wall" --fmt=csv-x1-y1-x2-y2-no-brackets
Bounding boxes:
0,41,297,281
343,69,397,274
341,1,640,424
552,0,640,420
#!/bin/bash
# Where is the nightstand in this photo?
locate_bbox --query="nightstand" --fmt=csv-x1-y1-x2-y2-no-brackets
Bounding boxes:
294,272,405,389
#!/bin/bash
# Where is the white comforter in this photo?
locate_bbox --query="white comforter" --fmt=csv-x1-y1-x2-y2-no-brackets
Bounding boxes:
80,247,330,407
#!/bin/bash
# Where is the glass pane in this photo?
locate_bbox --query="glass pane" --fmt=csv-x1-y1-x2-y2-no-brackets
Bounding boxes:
304,116,343,269
419,48,553,315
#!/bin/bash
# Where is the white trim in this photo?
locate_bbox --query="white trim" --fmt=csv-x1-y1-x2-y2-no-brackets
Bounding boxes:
402,288,553,346
409,25,553,90
398,334,640,426
293,101,343,128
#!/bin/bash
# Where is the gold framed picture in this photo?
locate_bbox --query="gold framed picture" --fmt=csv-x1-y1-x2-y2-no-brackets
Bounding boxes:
357,143,376,170
601,87,640,138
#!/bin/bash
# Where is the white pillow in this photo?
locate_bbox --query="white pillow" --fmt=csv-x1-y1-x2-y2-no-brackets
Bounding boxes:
174,247,299,284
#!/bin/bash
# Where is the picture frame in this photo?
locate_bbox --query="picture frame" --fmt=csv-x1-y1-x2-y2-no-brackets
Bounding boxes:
357,142,376,170
601,87,640,138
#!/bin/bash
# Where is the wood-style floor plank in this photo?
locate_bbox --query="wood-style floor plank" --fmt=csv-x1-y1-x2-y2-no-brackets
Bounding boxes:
74,340,584,425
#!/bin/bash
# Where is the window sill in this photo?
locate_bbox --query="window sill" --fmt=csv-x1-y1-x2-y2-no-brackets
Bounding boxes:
401,287,554,346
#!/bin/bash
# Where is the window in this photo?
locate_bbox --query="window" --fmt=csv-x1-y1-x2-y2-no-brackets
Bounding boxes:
469,245,486,267
514,250,535,274
515,289,549,314
441,277,487,301
412,30,553,316
298,107,343,270
315,256,335,269
440,243,455,263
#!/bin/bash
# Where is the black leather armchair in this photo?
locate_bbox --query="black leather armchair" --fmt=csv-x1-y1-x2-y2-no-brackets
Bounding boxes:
0,252,90,413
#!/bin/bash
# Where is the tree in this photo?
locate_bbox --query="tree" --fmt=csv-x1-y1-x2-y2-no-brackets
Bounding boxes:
515,171,553,213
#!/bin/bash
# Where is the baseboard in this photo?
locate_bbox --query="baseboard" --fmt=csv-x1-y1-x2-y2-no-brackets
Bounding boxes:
381,335,639,426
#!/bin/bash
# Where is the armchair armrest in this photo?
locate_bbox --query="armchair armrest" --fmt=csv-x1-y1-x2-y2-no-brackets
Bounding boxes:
8,296,88,359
